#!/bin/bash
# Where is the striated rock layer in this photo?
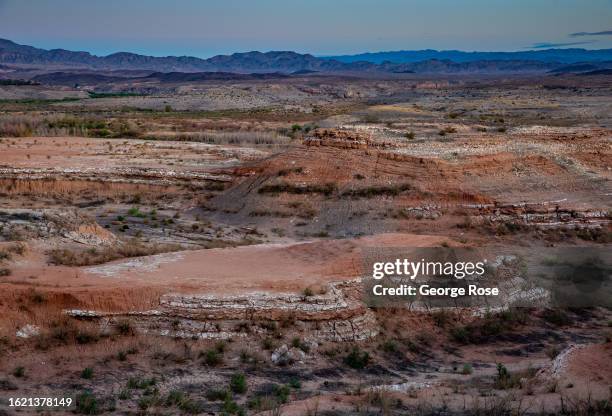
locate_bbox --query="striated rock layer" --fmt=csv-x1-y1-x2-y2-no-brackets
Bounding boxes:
66,280,379,342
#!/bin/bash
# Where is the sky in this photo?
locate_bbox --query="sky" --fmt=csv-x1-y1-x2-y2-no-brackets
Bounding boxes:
0,0,611,58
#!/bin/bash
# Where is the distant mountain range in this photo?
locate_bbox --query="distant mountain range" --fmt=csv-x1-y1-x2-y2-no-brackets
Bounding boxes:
325,48,612,64
2,38,612,75
0,38,356,73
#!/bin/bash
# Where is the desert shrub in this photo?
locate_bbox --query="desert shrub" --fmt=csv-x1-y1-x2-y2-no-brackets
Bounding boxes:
344,346,370,369
81,367,94,379
404,131,415,139
450,308,527,344
262,337,275,350
116,320,134,336
47,319,78,343
431,310,455,327
126,376,156,390
288,378,301,389
163,390,202,413
28,289,46,304
222,396,244,415
494,363,522,389
205,389,230,401
271,227,286,236
229,373,247,394
461,363,473,375
164,390,186,406
273,384,291,403
0,268,11,277
291,337,310,353
450,326,470,343
381,340,398,353
118,389,130,400
138,394,161,410
75,391,99,415
495,221,529,235
247,395,274,411
179,398,203,414
202,349,222,366
75,330,99,345
12,366,25,378
0,243,25,258
239,350,259,365
127,207,145,218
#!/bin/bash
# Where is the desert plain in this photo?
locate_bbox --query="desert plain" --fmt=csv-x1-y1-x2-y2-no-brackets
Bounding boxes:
0,68,611,415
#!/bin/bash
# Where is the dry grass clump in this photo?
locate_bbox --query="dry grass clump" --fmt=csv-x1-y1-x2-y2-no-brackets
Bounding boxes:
0,114,36,137
144,130,290,146
35,319,102,350
559,394,612,416
449,308,528,344
0,242,26,258
0,243,26,277
48,240,182,266
0,113,142,138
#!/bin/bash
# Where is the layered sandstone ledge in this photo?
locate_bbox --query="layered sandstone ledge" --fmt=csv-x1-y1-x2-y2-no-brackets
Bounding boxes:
0,167,232,185
66,280,379,342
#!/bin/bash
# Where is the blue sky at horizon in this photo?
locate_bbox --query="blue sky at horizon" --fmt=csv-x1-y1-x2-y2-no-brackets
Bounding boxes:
0,0,611,58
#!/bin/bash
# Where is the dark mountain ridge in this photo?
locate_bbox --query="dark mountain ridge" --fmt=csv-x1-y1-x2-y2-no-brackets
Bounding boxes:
0,38,360,73
326,48,612,64
2,38,612,75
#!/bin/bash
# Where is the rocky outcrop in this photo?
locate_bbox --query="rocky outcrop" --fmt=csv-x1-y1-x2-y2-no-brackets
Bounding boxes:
460,200,611,229
271,344,307,365
0,208,115,244
0,167,231,186
305,128,397,150
159,284,350,321
66,280,379,342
